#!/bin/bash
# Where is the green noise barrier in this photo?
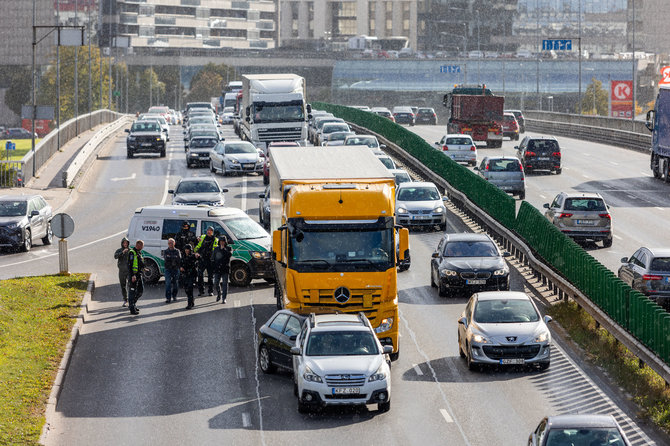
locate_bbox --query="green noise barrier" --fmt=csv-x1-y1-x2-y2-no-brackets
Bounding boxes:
314,102,670,366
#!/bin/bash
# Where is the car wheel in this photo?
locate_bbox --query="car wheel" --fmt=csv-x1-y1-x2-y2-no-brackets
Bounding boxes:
230,262,251,287
378,401,391,412
127,150,134,159
430,268,437,288
297,398,311,414
466,345,478,371
210,162,215,173
438,282,449,297
458,333,466,358
221,162,227,177
142,259,161,284
438,223,447,232
160,148,166,157
518,191,526,200
259,345,275,374
389,351,399,361
555,168,562,174
21,228,32,252
293,379,299,397
538,361,550,371
603,236,613,248
263,175,269,185
42,222,53,245
186,161,192,169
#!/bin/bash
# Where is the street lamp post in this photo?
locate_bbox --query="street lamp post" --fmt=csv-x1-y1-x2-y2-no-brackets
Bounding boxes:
632,0,636,127
476,10,481,84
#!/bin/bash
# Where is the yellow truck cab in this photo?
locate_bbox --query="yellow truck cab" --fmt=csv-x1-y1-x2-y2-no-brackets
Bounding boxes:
269,146,409,360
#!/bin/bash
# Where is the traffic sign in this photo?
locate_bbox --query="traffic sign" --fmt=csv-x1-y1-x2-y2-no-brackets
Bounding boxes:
113,91,121,97
660,66,670,86
52,213,75,239
5,141,15,151
542,39,572,51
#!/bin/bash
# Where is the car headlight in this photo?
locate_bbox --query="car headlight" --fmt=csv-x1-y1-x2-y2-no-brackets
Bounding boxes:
212,200,225,207
433,206,445,213
440,268,458,277
303,366,323,383
229,158,240,164
534,331,550,343
127,136,136,142
493,268,508,276
189,152,198,157
397,207,408,214
472,334,491,344
156,137,162,141
375,317,393,333
368,365,387,382
4,222,20,229
251,251,271,260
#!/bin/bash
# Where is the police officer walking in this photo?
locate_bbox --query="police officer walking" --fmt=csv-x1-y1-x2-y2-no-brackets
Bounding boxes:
180,244,198,309
162,238,181,303
212,236,232,304
195,226,218,296
114,237,131,307
127,240,146,315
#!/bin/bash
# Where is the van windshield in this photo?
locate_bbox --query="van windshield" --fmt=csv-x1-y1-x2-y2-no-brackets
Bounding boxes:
224,217,268,240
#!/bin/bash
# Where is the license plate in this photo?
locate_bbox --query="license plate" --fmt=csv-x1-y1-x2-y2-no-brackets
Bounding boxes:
333,387,360,395
537,157,550,161
576,220,595,225
466,279,486,285
500,358,525,365
243,164,255,169
200,153,209,157
412,215,430,220
141,143,153,147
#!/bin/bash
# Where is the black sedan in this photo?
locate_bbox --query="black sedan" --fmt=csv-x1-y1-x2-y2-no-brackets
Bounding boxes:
529,414,630,446
618,247,670,309
258,185,270,230
430,233,510,297
258,310,306,374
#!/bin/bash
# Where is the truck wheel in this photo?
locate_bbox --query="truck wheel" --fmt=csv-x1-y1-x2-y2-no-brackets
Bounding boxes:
230,262,251,287
142,259,161,284
652,155,662,178
160,148,166,157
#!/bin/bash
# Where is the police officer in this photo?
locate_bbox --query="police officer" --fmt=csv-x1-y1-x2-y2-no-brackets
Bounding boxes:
212,236,232,304
175,221,197,255
180,244,198,309
162,238,181,303
195,226,218,296
113,237,131,307
127,240,146,315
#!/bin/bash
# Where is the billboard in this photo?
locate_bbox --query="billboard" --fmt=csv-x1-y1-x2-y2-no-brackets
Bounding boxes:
610,80,633,118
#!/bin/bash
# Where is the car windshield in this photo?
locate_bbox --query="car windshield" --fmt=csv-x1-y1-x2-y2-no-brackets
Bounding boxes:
563,198,606,212
346,136,378,147
473,299,540,323
322,124,349,134
190,118,215,125
445,137,472,145
650,257,670,272
175,181,220,194
488,159,521,172
190,138,218,148
528,140,559,151
544,427,625,446
418,108,433,114
443,240,498,257
398,187,440,201
131,122,160,132
224,216,267,240
394,172,411,183
191,131,218,139
378,157,395,169
0,201,27,217
306,331,379,356
225,143,257,154
328,132,351,141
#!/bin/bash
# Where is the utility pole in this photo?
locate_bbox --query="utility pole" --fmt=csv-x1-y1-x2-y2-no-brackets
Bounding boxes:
578,0,582,114
536,0,540,109
88,2,92,127
74,0,79,134
632,0,636,128
56,0,61,150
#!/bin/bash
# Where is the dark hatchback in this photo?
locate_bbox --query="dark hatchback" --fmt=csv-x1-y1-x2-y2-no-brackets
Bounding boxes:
515,136,561,174
430,233,510,297
415,108,438,125
618,247,670,309
258,310,306,374
126,120,165,158
0,194,53,252
187,136,218,168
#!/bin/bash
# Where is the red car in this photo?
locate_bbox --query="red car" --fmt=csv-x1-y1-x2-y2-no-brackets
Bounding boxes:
502,113,520,140
264,141,300,184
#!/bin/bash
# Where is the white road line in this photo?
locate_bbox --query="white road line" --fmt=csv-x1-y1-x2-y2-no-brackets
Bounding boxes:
241,175,248,212
656,207,664,211
160,179,170,205
234,300,241,308
249,295,267,445
412,363,424,376
610,161,619,166
440,408,454,423
582,174,590,179
242,412,251,428
110,173,136,182
236,367,246,379
614,234,623,240
539,194,546,199
641,171,649,176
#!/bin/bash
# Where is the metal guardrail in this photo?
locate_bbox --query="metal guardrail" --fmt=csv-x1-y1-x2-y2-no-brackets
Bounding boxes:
346,120,670,385
0,160,24,187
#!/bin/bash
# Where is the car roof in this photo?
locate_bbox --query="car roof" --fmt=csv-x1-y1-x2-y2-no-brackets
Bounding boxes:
644,247,670,257
441,232,492,242
445,134,473,139
389,169,410,175
546,414,619,429
525,135,557,141
483,156,519,162
475,291,530,301
312,313,369,331
398,181,436,189
560,192,604,199
176,176,218,183
0,194,42,201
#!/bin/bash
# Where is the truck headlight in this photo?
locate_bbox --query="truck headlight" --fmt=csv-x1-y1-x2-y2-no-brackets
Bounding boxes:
251,251,271,260
375,317,394,333
303,366,322,383
368,365,387,382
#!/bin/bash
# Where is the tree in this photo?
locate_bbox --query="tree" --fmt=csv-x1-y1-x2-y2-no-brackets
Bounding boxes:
185,71,224,103
4,66,32,117
579,78,608,116
127,68,165,113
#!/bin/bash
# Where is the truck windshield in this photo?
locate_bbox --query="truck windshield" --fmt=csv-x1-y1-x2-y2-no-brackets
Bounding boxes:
288,227,394,272
252,100,304,123
656,90,670,150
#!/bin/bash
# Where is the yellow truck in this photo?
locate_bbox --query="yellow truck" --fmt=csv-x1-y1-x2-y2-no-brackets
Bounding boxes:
269,146,409,360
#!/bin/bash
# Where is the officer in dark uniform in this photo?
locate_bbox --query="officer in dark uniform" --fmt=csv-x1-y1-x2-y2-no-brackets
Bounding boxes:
195,226,218,296
175,221,197,255
180,244,198,309
127,240,146,315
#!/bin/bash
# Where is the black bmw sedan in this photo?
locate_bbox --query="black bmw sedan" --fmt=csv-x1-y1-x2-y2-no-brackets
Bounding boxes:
430,233,510,298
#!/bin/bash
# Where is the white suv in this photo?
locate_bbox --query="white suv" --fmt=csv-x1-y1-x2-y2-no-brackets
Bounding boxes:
291,313,392,413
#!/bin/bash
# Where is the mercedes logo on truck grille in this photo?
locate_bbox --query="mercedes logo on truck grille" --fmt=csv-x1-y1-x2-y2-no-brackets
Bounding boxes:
333,287,351,304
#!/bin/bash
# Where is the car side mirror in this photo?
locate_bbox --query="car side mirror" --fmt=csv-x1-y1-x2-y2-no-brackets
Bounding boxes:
168,189,174,194
620,257,628,263
502,251,511,257
290,346,301,355
543,315,552,324
383,345,393,355
543,203,549,209
458,317,467,327
258,193,265,198
514,146,519,150
289,335,297,341
221,188,229,193
30,210,39,217
434,141,440,145
431,252,439,258
646,110,655,131
473,167,479,171
124,128,130,133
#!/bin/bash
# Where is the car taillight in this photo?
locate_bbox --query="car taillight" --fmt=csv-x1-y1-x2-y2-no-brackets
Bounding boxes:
598,213,611,219
558,213,573,218
442,146,448,151
519,163,524,172
643,274,663,281
432,113,437,117
470,145,476,151
485,164,489,170
552,152,561,157
526,151,536,156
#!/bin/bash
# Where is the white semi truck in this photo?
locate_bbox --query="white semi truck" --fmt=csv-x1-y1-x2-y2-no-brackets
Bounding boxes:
239,74,310,149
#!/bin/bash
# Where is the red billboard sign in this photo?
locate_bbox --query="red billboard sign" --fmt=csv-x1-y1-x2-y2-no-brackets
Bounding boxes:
611,80,633,118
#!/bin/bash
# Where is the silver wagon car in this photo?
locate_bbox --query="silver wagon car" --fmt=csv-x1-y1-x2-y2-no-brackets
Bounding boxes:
543,192,613,248
475,156,525,199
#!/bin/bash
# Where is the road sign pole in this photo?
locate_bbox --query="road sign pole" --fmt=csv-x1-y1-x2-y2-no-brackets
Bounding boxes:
59,238,69,275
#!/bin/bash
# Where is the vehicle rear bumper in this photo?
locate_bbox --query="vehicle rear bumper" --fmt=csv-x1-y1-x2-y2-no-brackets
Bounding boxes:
562,230,611,241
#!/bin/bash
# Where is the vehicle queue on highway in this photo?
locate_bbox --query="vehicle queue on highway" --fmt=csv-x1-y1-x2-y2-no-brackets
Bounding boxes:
67,96,637,445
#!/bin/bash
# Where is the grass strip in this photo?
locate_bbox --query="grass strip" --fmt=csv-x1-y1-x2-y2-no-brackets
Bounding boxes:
549,301,670,434
0,274,88,445
0,140,41,161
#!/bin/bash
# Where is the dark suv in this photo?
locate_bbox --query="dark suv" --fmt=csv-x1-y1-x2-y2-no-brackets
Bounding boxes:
515,136,561,174
618,247,670,309
0,194,53,252
125,120,166,158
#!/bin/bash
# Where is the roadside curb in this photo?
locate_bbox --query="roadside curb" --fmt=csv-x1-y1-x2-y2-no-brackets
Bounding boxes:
39,273,96,445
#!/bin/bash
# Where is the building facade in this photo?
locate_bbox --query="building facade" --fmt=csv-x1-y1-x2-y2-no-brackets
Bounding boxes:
0,0,57,66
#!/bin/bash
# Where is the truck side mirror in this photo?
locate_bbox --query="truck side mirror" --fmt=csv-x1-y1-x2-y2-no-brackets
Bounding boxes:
646,110,655,131
398,227,409,261
272,229,283,263
306,104,312,114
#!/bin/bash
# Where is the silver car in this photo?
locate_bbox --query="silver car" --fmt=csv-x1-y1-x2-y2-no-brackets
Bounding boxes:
543,192,613,248
210,140,264,176
389,169,412,187
395,181,447,231
323,131,356,146
317,122,351,146
457,291,552,371
529,414,631,446
475,156,525,200
435,134,477,166
0,194,53,252
344,134,386,150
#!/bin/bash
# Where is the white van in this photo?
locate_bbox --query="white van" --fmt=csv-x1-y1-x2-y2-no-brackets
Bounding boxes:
127,205,273,287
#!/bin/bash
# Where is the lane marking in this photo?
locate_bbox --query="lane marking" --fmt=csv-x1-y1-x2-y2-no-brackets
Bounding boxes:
160,179,170,205
236,367,246,379
610,161,619,166
614,234,623,240
539,194,546,199
242,412,251,428
234,300,241,308
641,171,648,176
241,175,248,212
110,173,136,182
440,408,454,423
656,207,664,211
249,295,267,445
412,363,424,376
582,174,590,179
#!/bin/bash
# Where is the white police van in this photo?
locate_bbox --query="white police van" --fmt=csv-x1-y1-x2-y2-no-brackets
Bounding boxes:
127,205,273,286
